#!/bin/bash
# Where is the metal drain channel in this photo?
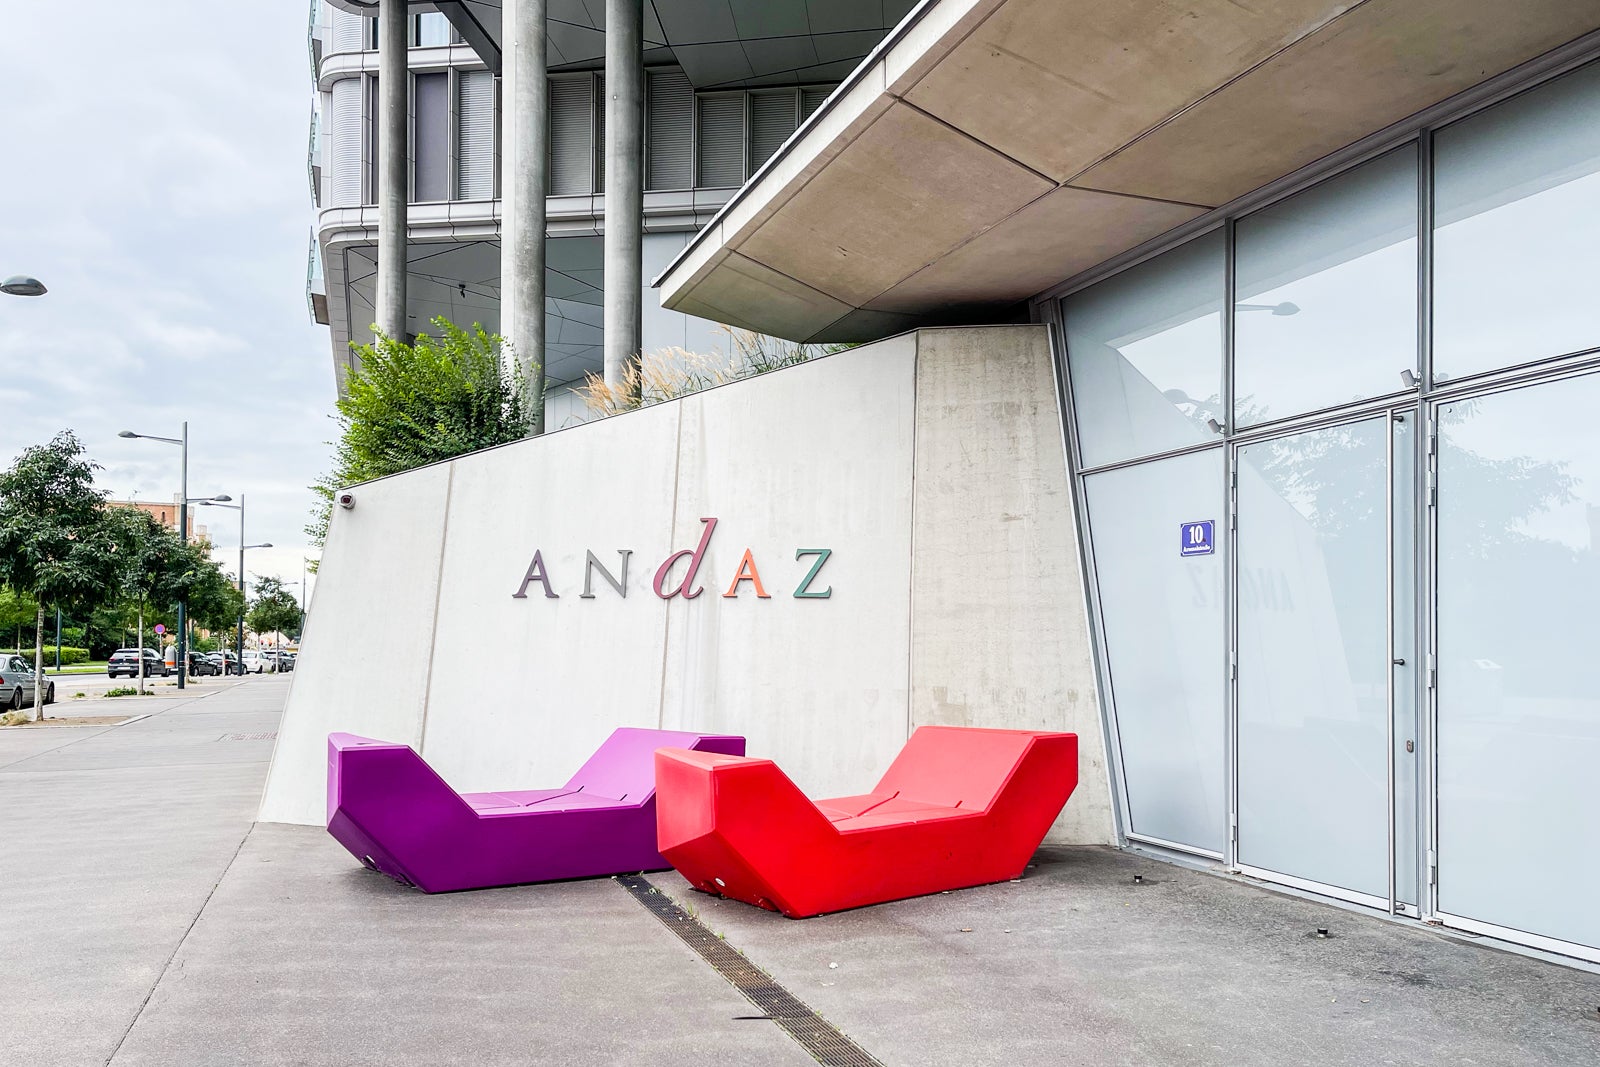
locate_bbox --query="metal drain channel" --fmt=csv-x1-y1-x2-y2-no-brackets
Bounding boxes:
617,875,885,1067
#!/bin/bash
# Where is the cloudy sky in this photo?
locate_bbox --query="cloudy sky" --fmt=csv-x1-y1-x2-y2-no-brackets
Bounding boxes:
1,2,330,601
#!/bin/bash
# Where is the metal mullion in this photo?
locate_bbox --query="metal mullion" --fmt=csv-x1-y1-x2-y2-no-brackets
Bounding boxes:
446,67,458,202
1222,216,1239,871
1385,407,1397,915
1074,437,1228,479
1048,304,1136,846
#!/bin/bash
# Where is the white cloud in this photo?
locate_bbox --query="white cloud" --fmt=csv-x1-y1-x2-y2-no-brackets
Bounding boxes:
0,1,334,589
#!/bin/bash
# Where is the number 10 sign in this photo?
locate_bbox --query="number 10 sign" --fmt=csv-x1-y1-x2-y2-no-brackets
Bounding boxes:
1180,520,1215,557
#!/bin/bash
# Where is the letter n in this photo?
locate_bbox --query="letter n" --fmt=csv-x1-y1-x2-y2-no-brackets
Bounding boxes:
512,550,559,599
580,550,631,599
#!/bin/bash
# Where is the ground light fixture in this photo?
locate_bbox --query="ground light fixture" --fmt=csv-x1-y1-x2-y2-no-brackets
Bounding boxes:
1,275,47,296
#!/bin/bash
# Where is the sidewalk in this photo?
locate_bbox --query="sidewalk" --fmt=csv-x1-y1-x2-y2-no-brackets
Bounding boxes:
3,679,1598,1066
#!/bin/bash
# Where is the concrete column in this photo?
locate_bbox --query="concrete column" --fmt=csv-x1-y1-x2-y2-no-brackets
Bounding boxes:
603,0,644,397
376,0,409,342
502,0,548,433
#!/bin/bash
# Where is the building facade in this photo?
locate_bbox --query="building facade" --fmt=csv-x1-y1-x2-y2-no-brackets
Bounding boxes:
284,0,1600,968
307,0,908,423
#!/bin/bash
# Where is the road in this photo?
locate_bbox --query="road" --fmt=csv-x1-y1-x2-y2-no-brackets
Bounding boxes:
40,667,282,702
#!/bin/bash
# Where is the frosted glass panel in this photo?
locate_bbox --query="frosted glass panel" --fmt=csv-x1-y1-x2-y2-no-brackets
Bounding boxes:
1434,62,1600,380
1066,232,1224,469
1437,372,1600,951
1236,418,1391,898
1234,147,1417,426
1085,450,1226,853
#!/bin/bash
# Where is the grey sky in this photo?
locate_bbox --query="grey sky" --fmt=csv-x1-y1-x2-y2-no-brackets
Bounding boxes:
1,2,332,599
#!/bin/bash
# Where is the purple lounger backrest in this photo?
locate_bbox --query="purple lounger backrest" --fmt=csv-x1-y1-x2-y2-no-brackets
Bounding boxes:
563,727,744,802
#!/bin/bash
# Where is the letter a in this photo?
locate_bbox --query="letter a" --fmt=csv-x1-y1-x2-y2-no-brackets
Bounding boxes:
512,550,559,599
722,549,771,599
653,518,718,600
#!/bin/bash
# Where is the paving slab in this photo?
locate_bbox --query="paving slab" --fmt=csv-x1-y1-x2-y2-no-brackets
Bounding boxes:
653,849,1600,1067
0,678,284,1067
108,825,813,1067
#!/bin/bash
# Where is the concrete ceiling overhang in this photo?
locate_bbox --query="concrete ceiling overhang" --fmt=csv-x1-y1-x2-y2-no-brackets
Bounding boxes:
655,0,1600,344
421,1,915,84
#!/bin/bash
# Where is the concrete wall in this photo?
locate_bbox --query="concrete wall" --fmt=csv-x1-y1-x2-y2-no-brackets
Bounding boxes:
261,325,1113,844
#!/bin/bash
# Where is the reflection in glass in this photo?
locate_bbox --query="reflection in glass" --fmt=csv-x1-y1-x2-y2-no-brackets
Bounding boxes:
1065,231,1223,469
1434,61,1600,380
1236,418,1392,898
1084,450,1226,853
1437,372,1600,950
1234,147,1417,426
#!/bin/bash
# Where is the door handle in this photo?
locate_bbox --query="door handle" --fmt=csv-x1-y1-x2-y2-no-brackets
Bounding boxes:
1392,658,1406,666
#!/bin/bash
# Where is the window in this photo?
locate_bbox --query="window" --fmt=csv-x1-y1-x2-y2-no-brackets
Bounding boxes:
456,71,495,200
749,92,799,175
1232,145,1417,425
647,68,693,190
550,76,596,195
1064,231,1225,469
696,94,745,188
412,12,452,47
1433,61,1600,381
413,72,450,202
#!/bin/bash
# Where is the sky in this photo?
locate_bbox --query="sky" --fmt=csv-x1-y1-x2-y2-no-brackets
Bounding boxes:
1,2,331,604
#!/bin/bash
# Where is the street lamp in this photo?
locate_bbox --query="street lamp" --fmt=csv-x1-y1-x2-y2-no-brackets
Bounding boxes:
1,275,47,297
200,495,271,672
119,424,229,690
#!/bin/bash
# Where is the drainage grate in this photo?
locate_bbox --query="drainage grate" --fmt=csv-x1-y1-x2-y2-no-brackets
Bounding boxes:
618,875,884,1067
216,732,277,742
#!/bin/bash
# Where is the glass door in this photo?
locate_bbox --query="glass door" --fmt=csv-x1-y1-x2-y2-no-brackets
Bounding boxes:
1234,410,1418,908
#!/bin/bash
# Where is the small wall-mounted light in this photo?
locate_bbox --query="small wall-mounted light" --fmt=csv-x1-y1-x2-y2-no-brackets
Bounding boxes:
1401,369,1419,388
1206,418,1225,435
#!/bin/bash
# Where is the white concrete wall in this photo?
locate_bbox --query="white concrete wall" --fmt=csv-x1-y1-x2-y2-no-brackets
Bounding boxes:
261,326,1112,842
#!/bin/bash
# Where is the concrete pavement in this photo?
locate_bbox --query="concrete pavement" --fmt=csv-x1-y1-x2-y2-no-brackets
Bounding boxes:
3,678,1599,1066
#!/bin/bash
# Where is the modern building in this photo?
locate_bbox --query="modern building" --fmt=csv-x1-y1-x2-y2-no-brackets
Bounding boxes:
276,0,1600,969
307,0,911,423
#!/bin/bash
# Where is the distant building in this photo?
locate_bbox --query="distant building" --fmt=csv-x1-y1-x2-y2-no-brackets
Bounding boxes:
117,498,209,543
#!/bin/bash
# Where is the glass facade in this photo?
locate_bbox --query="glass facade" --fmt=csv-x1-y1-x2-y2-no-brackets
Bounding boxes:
1062,56,1600,960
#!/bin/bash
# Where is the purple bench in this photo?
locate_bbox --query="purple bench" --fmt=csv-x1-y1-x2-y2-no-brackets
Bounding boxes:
326,728,745,892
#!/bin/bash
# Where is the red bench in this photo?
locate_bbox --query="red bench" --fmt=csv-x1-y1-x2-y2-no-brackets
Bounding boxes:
655,726,1078,917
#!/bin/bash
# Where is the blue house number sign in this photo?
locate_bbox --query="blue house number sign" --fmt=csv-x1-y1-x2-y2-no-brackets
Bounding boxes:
1180,520,1215,557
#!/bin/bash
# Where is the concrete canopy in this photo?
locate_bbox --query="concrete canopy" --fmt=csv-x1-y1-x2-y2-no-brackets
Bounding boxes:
655,0,1600,343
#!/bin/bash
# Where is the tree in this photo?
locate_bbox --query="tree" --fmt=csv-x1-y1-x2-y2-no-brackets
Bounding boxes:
247,576,301,644
308,319,531,548
0,432,120,718
187,562,245,655
104,506,182,693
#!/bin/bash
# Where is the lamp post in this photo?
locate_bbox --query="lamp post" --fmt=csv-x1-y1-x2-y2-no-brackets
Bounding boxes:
1,275,47,297
200,496,270,674
119,425,230,690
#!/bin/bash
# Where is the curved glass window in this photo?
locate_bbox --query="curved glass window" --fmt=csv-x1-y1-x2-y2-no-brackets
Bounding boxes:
1065,231,1224,469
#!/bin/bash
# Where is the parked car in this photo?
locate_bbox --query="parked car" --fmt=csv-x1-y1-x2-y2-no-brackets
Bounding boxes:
108,648,168,679
0,655,51,709
241,650,274,674
207,652,245,676
186,651,219,677
277,652,296,674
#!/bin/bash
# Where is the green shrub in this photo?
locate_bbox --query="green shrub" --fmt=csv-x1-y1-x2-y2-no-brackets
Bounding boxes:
104,686,137,698
1,646,89,666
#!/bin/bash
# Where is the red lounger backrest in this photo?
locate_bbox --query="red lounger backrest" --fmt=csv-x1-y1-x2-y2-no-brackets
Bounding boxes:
873,726,1051,812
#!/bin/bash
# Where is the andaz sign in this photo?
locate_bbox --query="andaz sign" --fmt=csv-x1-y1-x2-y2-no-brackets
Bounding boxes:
512,518,833,601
